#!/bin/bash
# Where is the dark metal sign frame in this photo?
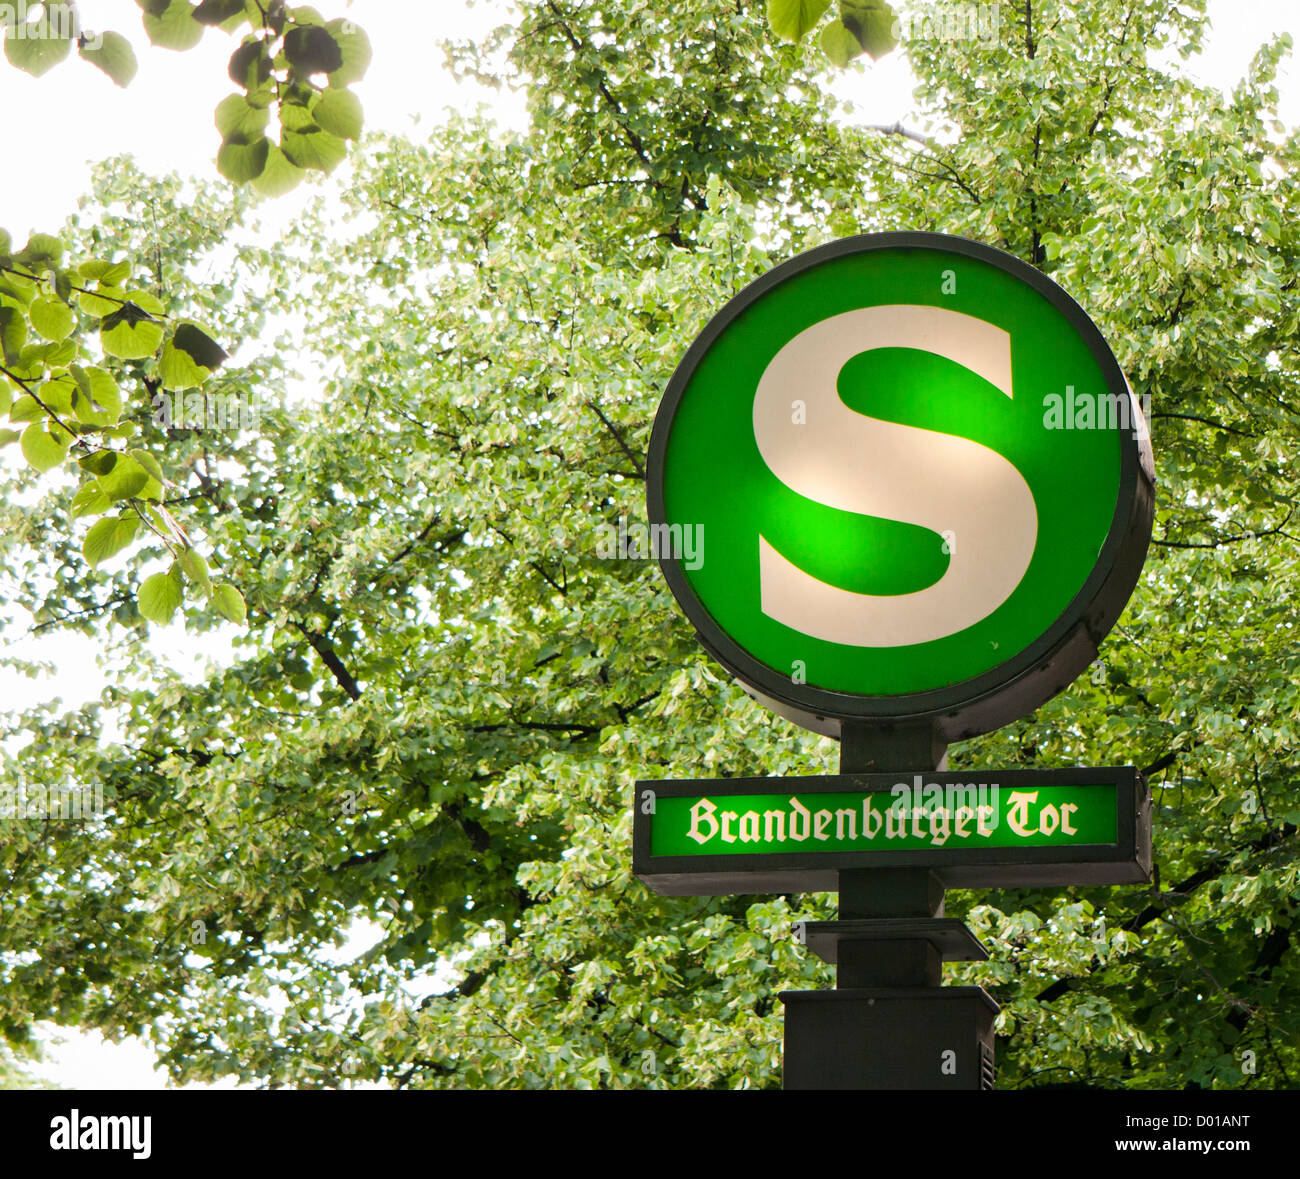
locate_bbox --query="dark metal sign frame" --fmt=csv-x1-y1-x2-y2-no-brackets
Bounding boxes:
645,231,1156,742
634,766,1150,894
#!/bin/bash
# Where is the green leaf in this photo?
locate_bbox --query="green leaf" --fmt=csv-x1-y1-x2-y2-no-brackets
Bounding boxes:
126,288,165,317
14,342,48,375
312,87,363,140
841,0,898,60
217,136,271,183
41,340,76,369
144,1,204,51
7,354,44,383
0,304,27,365
9,394,44,423
245,79,274,110
3,7,74,77
139,569,184,624
215,93,270,141
173,322,229,371
212,582,247,625
20,421,71,472
251,145,303,196
80,31,139,87
71,386,105,426
100,294,165,360
192,0,244,25
0,428,20,446
82,514,140,568
280,126,346,173
228,36,271,88
326,18,370,86
129,449,166,485
179,548,211,590
15,233,65,269
0,273,36,304
78,450,117,476
70,483,112,519
160,339,209,390
767,0,832,41
77,283,129,318
38,376,74,416
284,24,342,74
280,92,318,133
97,454,152,501
29,295,75,341
820,18,862,65
70,365,123,420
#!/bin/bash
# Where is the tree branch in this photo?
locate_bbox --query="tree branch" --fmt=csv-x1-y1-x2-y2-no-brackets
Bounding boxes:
1153,506,1295,550
1035,821,1297,1003
585,399,646,479
1149,411,1253,437
293,621,362,701
470,719,603,736
863,121,930,146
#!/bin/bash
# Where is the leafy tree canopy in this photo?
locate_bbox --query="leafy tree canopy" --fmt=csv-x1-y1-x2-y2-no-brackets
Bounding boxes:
2,1,371,189
1,0,1298,1089
1,0,370,627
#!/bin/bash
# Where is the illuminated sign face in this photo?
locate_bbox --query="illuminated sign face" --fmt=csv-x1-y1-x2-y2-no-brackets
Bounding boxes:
647,233,1154,738
633,769,1151,894
654,781,1116,857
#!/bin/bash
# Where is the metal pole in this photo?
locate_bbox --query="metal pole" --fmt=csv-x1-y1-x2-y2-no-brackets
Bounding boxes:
780,723,998,1089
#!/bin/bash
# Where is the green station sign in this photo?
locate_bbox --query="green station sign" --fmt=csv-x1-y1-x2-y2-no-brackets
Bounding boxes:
647,232,1155,739
638,234,1157,1090
652,782,1117,857
635,768,1151,894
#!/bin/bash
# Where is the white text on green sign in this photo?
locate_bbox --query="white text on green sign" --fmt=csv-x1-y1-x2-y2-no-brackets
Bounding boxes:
649,780,1118,857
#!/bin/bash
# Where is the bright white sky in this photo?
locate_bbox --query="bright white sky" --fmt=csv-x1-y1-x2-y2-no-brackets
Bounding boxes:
2,0,1297,1089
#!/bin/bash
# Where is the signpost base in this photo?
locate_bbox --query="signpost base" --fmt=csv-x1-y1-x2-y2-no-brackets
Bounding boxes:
780,988,998,1090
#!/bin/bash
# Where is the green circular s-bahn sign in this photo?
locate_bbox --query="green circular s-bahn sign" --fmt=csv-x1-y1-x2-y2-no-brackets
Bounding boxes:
647,233,1155,740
